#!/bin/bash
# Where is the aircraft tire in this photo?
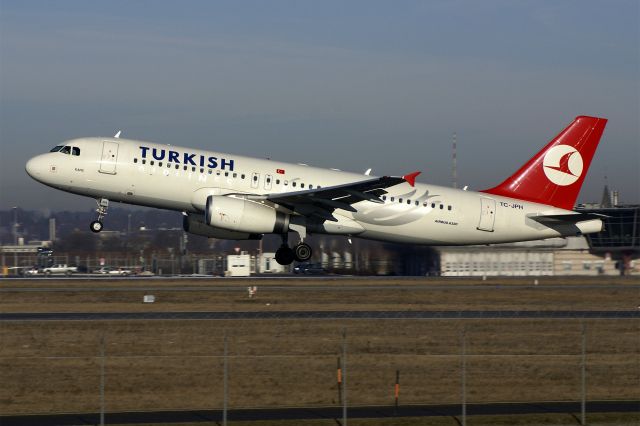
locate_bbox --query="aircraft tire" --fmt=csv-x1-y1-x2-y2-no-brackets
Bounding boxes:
90,221,103,233
275,246,295,265
293,243,312,262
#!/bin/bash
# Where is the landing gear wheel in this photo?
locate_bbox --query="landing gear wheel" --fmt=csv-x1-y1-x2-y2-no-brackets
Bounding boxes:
90,221,103,233
293,243,312,262
275,245,295,265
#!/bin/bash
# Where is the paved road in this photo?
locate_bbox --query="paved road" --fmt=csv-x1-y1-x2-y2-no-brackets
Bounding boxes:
2,400,638,425
2,310,638,321
2,284,639,292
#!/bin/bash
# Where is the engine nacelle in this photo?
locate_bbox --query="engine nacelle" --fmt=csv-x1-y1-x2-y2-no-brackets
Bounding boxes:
205,195,289,234
183,214,262,240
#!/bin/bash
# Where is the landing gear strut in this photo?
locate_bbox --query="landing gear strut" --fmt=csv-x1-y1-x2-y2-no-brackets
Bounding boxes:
274,234,313,265
90,198,109,233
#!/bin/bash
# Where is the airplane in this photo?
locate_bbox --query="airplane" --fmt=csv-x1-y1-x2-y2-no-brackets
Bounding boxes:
25,115,607,265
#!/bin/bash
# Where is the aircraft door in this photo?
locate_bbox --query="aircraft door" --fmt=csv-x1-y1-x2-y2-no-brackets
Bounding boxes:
264,174,273,191
477,198,496,232
251,172,260,189
99,141,119,174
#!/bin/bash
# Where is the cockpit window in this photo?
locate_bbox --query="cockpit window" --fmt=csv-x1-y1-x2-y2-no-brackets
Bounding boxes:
72,147,80,156
60,146,71,154
50,145,64,152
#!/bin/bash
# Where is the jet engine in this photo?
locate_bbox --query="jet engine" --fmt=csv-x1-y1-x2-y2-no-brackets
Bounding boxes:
205,195,289,234
183,213,262,240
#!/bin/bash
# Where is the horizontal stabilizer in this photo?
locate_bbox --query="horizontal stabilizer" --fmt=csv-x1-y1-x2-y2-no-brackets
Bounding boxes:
528,212,607,225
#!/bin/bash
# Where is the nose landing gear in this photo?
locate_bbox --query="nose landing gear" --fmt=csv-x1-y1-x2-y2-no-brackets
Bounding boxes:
89,198,109,233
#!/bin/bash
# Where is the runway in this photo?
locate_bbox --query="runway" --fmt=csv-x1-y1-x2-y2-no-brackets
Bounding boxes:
2,309,638,321
1,400,638,426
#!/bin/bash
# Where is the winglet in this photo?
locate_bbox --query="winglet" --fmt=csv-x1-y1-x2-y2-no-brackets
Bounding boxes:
402,171,421,187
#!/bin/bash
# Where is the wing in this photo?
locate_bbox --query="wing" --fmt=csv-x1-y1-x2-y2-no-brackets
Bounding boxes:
247,171,420,222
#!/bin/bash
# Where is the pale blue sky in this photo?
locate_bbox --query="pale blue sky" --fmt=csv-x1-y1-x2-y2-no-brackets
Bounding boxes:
1,0,638,210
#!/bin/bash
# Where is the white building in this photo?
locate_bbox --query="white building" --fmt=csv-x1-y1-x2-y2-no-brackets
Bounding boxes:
438,236,621,277
258,252,287,274
225,253,252,277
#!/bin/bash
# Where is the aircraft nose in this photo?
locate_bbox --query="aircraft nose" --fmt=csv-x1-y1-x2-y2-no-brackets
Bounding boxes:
25,155,44,179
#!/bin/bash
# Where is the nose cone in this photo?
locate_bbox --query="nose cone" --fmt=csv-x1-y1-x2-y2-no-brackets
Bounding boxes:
25,155,44,180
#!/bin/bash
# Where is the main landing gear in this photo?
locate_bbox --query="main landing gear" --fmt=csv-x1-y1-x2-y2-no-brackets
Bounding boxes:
90,198,109,233
275,234,312,266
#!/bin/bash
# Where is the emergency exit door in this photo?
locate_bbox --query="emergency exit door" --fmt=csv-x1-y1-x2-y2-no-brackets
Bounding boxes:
477,198,496,232
99,141,119,174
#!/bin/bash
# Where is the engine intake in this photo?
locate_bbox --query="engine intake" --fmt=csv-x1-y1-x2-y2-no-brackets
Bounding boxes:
205,195,289,234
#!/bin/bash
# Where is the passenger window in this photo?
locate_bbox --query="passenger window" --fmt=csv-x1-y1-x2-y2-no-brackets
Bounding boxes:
431,203,436,208
301,183,305,188
72,147,80,156
192,167,196,172
142,159,146,164
253,175,258,181
407,200,411,205
200,168,204,173
134,158,138,163
309,185,313,189
292,182,297,187
183,166,187,171
276,179,280,184
423,202,428,207
60,146,71,155
415,201,419,206
448,205,452,211
233,173,237,178
225,172,229,177
150,161,154,165
390,197,395,202
159,162,163,167
399,198,403,203
382,195,387,200
208,169,212,174
175,164,179,169
241,174,245,179
440,204,444,209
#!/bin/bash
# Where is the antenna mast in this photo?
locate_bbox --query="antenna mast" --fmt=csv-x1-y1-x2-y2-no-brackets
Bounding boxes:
452,132,458,189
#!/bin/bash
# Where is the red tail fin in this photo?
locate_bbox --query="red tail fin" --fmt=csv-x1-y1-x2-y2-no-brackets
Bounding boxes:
482,116,607,210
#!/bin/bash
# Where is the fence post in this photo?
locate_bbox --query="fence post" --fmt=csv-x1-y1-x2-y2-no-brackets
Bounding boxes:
394,369,400,414
100,334,105,426
342,328,347,426
223,330,228,426
581,322,587,426
461,326,467,426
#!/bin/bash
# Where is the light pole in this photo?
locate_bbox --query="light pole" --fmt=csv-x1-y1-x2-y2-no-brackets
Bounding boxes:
12,207,18,245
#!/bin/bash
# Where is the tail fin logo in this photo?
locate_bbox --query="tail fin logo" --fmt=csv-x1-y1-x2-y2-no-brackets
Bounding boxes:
542,145,583,186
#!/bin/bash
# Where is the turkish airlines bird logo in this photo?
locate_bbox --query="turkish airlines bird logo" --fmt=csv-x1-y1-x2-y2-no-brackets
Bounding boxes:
542,145,583,186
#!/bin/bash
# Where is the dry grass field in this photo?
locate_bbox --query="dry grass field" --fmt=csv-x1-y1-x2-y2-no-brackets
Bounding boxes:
0,276,638,424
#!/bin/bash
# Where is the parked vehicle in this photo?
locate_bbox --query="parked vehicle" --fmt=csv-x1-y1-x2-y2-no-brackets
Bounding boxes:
293,263,326,275
42,264,77,276
93,266,132,276
24,266,41,276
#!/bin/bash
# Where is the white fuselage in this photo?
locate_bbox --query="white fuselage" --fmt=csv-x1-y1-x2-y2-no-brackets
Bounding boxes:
26,137,601,245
